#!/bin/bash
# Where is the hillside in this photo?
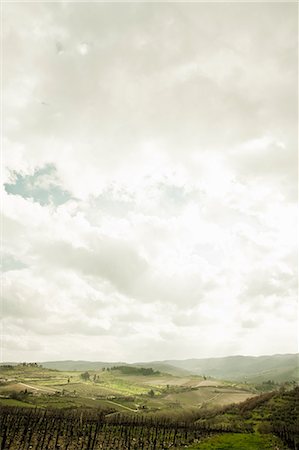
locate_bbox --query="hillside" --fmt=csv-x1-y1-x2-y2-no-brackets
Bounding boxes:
132,361,192,377
165,353,299,382
0,363,255,413
38,353,298,382
0,384,297,449
186,386,299,449
39,360,190,377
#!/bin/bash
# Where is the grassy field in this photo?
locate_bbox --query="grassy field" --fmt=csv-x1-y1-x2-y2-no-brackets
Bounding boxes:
184,432,289,449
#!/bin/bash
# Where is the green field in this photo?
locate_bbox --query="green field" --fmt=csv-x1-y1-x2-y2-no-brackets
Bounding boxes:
185,433,288,449
0,364,256,414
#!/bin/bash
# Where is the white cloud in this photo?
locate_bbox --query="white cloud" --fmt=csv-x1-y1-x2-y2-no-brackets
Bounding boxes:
2,2,297,362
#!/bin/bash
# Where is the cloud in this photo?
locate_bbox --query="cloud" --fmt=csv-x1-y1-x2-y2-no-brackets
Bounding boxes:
38,238,149,297
4,3,297,197
2,336,44,354
242,265,297,300
2,2,297,361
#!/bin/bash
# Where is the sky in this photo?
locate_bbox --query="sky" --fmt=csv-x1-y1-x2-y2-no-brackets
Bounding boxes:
2,2,298,363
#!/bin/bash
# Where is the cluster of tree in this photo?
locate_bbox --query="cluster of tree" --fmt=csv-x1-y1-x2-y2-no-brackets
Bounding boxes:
80,371,91,381
254,379,278,392
80,372,102,382
109,366,160,376
9,390,31,401
148,389,155,397
237,391,276,414
17,363,42,367
1,363,44,370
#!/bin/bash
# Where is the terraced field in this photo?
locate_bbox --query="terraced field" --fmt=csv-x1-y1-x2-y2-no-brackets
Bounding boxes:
0,365,256,414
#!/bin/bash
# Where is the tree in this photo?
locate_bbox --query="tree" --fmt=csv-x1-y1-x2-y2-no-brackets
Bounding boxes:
80,371,90,381
148,389,155,397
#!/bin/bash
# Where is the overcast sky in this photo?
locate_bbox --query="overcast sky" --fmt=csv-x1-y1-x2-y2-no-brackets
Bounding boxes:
2,2,298,363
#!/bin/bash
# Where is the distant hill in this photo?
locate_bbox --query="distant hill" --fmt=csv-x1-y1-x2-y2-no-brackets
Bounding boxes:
164,354,299,382
131,361,191,377
5,353,297,382
40,360,188,377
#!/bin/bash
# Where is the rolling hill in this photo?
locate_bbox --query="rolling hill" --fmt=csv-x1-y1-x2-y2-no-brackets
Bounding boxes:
165,353,299,382
4,353,296,382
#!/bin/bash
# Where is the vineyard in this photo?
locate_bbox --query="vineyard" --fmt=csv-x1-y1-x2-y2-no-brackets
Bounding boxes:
0,406,227,450
0,367,297,450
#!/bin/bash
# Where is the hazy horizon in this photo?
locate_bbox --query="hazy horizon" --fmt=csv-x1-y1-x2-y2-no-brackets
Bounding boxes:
2,351,298,366
2,2,298,362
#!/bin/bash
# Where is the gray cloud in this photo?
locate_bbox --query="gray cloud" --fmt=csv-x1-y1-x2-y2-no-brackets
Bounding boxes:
242,265,297,301
3,275,49,320
4,3,297,170
38,238,149,297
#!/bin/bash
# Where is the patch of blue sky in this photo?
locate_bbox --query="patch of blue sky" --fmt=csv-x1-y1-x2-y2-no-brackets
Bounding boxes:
4,164,72,206
1,253,27,272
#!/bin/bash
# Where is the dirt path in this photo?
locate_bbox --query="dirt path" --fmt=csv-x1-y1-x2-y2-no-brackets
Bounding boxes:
105,400,137,412
19,382,57,393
